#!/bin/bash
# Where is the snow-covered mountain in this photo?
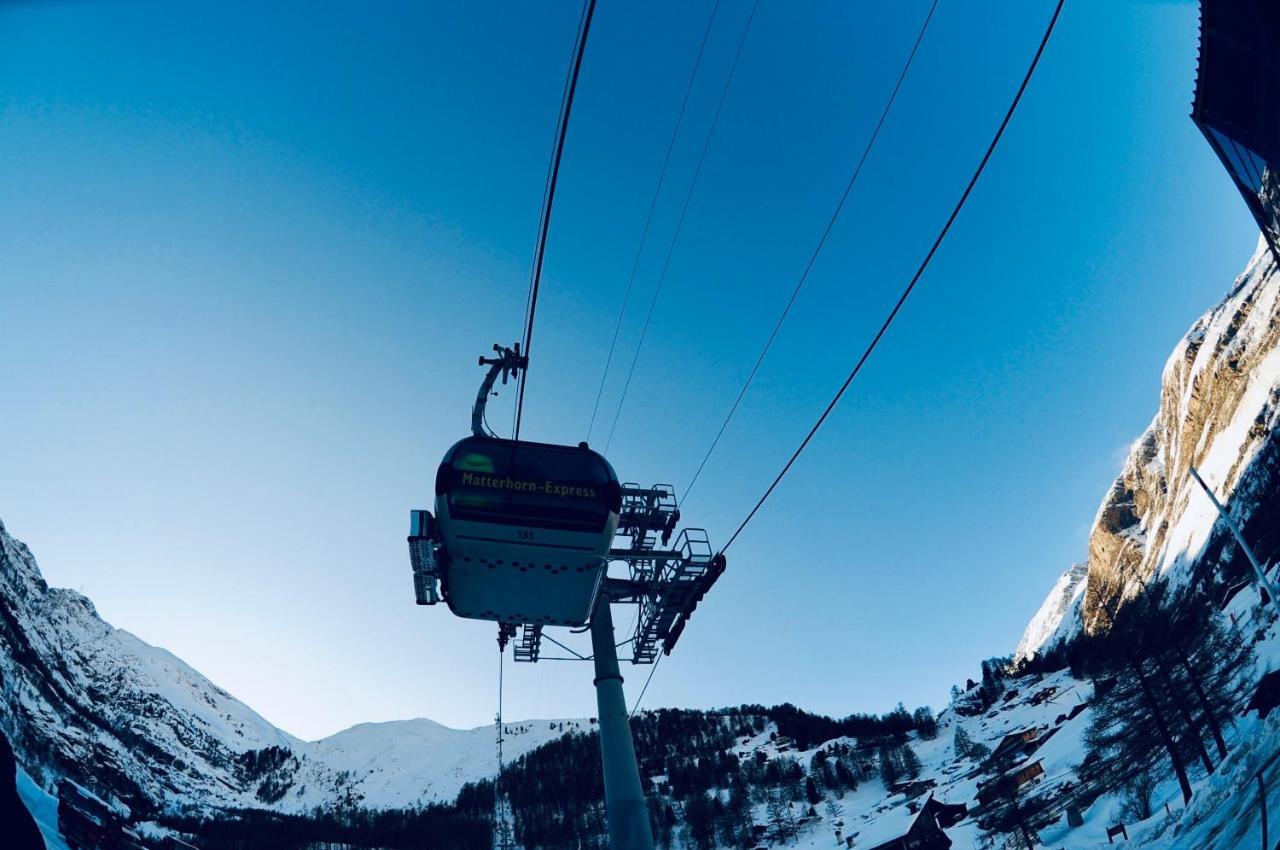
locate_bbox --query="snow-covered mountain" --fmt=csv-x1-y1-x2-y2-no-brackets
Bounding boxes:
1017,238,1280,660
4,242,1279,849
1016,562,1088,661
0,517,571,821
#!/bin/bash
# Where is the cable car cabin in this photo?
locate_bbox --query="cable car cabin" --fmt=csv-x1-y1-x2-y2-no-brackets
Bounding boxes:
435,436,622,627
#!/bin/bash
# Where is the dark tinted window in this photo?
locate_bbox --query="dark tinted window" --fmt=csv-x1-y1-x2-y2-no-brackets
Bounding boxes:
511,447,608,484
442,439,612,531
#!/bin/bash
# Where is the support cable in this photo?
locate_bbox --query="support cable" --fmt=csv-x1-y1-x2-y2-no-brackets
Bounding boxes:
586,0,725,443
494,642,513,850
514,0,597,440
629,652,662,717
721,0,1066,555
543,632,591,661
603,0,762,453
681,0,941,504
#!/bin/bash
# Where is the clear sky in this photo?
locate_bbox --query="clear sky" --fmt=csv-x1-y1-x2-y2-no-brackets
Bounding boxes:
0,0,1262,741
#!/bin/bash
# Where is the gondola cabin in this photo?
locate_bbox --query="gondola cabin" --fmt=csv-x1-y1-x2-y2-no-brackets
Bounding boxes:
433,435,621,626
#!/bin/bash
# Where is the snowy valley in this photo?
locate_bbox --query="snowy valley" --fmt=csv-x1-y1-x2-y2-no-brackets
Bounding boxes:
4,240,1280,849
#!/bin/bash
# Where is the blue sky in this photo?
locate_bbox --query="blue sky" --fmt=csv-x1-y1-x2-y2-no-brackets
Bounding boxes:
0,0,1261,740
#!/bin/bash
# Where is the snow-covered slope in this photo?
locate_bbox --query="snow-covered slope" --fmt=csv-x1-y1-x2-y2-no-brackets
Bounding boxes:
1016,562,1088,661
0,516,298,816
1018,240,1280,659
710,669,1104,850
285,717,577,812
0,516,570,819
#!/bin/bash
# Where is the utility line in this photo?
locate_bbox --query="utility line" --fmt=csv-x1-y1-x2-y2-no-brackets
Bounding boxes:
681,0,941,504
721,0,1066,554
515,0,591,438
494,645,512,849
585,0,725,443
514,0,597,440
603,0,762,454
630,653,662,716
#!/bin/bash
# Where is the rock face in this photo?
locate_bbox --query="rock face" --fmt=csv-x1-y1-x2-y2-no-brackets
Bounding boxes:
1019,240,1280,659
0,728,45,850
0,517,568,819
0,516,299,818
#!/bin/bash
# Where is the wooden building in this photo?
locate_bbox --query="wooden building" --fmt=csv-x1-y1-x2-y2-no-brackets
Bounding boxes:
857,794,961,850
990,728,1041,761
976,759,1045,806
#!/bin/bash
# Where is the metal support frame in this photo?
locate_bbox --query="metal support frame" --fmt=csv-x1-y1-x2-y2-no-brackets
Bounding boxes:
590,599,655,850
620,529,719,662
505,484,728,666
513,624,543,663
1190,466,1280,615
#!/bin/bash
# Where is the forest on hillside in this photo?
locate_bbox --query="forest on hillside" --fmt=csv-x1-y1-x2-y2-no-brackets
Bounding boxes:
167,701,942,850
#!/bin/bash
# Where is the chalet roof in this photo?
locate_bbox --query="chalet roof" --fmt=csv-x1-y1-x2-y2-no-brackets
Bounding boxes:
852,803,918,850
991,727,1041,758
996,727,1038,745
854,793,955,850
977,758,1045,795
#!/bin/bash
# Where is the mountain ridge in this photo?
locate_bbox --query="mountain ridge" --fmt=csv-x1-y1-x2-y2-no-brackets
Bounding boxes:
0,515,573,818
1016,237,1280,660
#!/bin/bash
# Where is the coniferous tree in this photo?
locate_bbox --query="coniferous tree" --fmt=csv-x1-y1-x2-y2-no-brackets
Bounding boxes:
912,707,939,740
766,789,798,845
1083,578,1256,803
834,757,858,792
900,743,922,779
682,791,716,850
983,767,1041,850
878,744,900,789
953,725,974,760
721,785,755,850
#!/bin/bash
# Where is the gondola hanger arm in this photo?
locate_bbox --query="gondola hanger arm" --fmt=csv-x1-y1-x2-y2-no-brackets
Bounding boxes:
473,343,527,437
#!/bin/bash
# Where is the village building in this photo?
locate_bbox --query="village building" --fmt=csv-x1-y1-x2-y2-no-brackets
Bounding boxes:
1247,670,1280,719
1054,702,1088,726
890,777,937,799
854,794,964,850
976,759,1046,806
990,728,1041,762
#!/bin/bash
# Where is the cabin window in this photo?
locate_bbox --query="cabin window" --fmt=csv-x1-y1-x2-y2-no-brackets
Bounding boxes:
442,440,613,531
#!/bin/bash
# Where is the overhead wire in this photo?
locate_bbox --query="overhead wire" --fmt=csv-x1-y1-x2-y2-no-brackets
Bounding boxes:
585,0,725,443
629,653,662,716
631,0,939,719
680,0,941,504
494,644,511,843
515,1,592,440
720,0,1067,555
602,0,763,454
514,0,598,440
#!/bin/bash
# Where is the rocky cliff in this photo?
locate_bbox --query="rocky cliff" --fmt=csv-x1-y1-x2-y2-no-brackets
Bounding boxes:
1019,239,1280,658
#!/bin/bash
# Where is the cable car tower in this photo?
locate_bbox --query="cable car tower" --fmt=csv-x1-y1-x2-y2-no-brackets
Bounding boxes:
407,345,726,850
